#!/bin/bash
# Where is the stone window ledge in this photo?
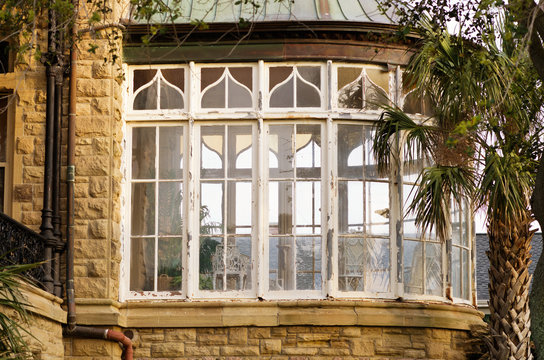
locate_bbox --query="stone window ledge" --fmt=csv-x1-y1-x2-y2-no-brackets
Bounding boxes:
21,283,66,324
74,299,484,331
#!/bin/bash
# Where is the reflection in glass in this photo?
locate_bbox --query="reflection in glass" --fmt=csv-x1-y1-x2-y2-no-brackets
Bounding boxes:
132,127,156,179
130,237,155,291
463,249,470,299
452,246,461,298
158,182,183,235
404,240,423,294
296,237,321,290
295,181,320,234
366,238,390,293
160,81,183,109
202,77,226,108
338,237,365,291
157,237,182,291
201,182,223,235
297,67,320,87
338,79,363,109
366,182,389,236
131,183,155,236
199,236,221,290
159,127,183,179
134,79,158,110
365,81,389,110
228,77,252,108
296,76,320,107
425,242,442,296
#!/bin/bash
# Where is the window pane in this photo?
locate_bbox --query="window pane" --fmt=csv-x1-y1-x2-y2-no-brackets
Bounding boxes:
463,249,470,299
270,77,294,107
131,183,155,236
269,125,294,179
130,237,155,291
296,237,321,290
229,67,252,90
157,237,182,291
134,79,158,110
200,182,223,235
201,68,224,90
365,82,389,110
160,81,184,109
199,236,222,290
158,182,183,235
269,66,292,90
297,67,320,88
337,67,361,90
366,237,390,293
452,246,461,298
269,181,293,235
159,127,183,179
161,68,184,91
132,127,156,179
295,181,320,235
296,124,321,178
296,77,320,107
201,126,224,176
228,125,252,178
133,69,157,93
232,181,252,234
202,77,226,108
227,77,252,108
366,182,389,236
338,237,364,291
338,124,364,178
269,236,295,291
404,240,423,294
338,79,363,109
425,242,442,296
225,237,252,290
338,181,364,234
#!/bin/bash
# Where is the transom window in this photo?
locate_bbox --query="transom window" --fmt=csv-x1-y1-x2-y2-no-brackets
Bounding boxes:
122,62,473,303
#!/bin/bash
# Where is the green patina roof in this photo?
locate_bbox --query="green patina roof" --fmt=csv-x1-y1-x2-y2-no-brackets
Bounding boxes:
132,0,395,25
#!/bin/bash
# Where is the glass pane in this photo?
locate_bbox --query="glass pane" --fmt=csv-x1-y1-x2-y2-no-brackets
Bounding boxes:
269,236,295,291
199,236,222,290
131,183,155,236
462,249,470,299
425,242,442,296
160,81,184,109
452,202,462,246
200,182,223,235
296,124,320,178
365,82,389,110
269,125,294,179
133,69,157,93
366,237,390,293
202,77,226,108
366,182,389,236
451,246,461,298
157,237,182,291
134,79,158,110
270,77,294,107
228,77,252,108
225,237,252,290
158,182,183,235
201,126,224,176
130,237,155,291
0,96,6,162
338,181,364,233
403,91,422,114
201,68,224,90
295,181,320,235
338,237,364,291
269,181,293,235
229,67,252,90
296,237,321,290
404,240,423,294
161,68,184,90
338,79,363,109
269,66,292,90
159,127,183,179
365,68,389,94
296,76,320,107
338,124,364,178
364,129,383,180
132,127,156,179
338,67,362,90
297,66,320,88
228,125,252,178
222,181,252,234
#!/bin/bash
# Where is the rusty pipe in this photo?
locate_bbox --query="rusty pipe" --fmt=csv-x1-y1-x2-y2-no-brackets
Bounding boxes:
63,326,133,360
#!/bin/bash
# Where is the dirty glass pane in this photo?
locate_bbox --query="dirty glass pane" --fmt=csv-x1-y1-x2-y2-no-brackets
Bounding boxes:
338,67,362,90
202,77,226,108
161,68,184,91
338,124,364,178
201,126,224,176
403,91,422,114
201,67,224,90
228,125,252,178
451,246,461,298
269,181,293,235
296,237,321,290
160,81,184,109
230,181,252,234
338,181,364,234
158,182,183,235
452,202,462,245
296,124,321,178
134,79,158,110
200,182,223,235
133,69,157,93
131,183,155,236
338,237,364,291
159,126,183,179
462,249,470,299
365,237,390,293
365,82,389,110
157,237,182,291
132,127,156,179
229,67,252,90
130,237,155,291
425,242,442,296
0,96,6,162
270,77,294,107
365,68,389,94
404,240,423,294
366,182,389,236
199,236,222,290
364,129,383,180
269,66,292,90
296,77,320,107
269,125,294,178
338,79,363,109
269,236,295,290
228,77,252,108
297,67,320,88
295,181,321,235
225,237,252,290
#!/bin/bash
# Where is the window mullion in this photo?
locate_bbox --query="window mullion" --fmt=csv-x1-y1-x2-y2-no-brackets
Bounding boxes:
256,118,265,297
186,119,198,298
154,127,160,292
324,116,335,296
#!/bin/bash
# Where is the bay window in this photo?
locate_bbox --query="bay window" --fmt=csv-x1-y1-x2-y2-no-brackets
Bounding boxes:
122,62,473,303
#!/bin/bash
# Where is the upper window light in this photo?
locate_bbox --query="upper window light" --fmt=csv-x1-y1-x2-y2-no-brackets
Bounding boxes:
336,67,390,111
268,65,323,109
132,68,186,111
200,67,254,109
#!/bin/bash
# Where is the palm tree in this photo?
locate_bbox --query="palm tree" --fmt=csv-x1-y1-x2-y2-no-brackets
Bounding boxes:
373,18,544,359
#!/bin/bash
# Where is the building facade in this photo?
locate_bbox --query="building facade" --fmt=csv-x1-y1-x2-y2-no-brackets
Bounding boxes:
0,0,485,359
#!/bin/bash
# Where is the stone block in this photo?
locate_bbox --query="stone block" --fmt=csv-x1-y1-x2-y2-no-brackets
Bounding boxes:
426,342,445,358
75,116,110,137
198,334,228,345
184,345,219,356
165,329,197,341
150,342,184,357
73,277,107,298
13,185,33,202
92,138,110,156
17,137,34,154
75,156,109,176
249,327,271,339
87,259,107,277
350,339,374,356
341,326,361,337
89,220,108,239
383,333,412,348
75,198,108,219
228,327,247,345
71,339,111,356
220,346,260,356
282,347,319,355
89,177,108,198
24,123,45,136
318,347,350,356
260,339,281,354
91,97,111,115
404,348,427,358
23,167,44,182
77,79,111,97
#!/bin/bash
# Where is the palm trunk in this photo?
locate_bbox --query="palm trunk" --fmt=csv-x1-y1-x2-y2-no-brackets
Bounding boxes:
488,214,534,359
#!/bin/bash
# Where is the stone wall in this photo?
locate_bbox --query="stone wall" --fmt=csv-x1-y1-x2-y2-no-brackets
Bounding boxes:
127,325,482,359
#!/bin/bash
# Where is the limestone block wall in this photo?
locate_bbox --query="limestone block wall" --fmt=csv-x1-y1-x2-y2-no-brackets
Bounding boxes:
127,326,483,360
